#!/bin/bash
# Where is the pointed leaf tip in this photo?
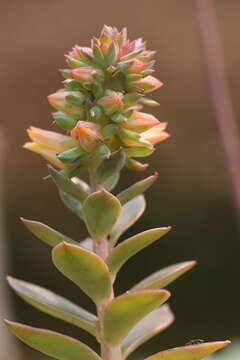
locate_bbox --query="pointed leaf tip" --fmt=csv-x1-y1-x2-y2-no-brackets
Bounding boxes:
52,242,112,304
107,227,171,275
117,172,158,205
144,341,231,360
5,320,102,360
130,260,196,291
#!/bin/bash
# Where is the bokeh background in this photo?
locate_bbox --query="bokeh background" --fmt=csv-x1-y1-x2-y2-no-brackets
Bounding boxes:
1,0,240,359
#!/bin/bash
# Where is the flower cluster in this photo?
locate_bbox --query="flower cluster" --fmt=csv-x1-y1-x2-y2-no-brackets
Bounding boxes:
25,25,169,175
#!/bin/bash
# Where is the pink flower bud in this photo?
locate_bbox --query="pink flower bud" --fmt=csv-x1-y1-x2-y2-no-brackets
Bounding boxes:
27,127,74,152
98,90,123,115
71,67,96,84
137,76,163,93
128,60,146,73
71,121,102,152
123,111,160,132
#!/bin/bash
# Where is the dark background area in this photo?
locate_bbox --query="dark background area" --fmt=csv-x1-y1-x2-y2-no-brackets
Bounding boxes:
1,0,240,359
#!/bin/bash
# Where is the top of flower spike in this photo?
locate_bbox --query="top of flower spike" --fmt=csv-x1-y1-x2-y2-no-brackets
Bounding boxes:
26,25,169,176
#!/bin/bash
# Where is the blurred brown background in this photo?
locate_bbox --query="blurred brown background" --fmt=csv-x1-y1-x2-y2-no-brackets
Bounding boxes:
1,0,240,359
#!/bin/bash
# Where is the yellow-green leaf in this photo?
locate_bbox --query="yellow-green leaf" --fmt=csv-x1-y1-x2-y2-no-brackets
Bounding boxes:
122,305,174,358
48,165,88,202
144,341,230,360
107,227,171,276
83,190,121,241
7,277,97,337
52,242,112,305
5,320,102,360
21,218,78,247
110,195,146,246
117,173,158,205
102,289,170,346
130,261,196,291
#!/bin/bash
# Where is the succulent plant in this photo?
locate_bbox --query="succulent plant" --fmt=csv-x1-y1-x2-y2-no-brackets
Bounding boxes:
5,25,230,360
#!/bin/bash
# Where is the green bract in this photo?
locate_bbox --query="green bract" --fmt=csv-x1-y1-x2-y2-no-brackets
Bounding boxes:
5,25,230,360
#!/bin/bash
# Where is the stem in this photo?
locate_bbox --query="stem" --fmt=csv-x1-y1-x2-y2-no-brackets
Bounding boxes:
88,164,123,360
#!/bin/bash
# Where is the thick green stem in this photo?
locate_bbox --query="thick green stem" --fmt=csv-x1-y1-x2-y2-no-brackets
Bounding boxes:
94,236,123,360
89,165,123,360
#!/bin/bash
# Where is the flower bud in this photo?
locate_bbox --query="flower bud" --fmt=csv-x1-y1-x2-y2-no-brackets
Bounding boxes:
98,90,123,115
137,76,163,93
71,121,102,152
26,127,75,152
127,60,146,73
122,111,160,132
71,67,96,84
121,122,169,147
52,112,78,131
141,123,170,145
23,142,67,169
48,91,85,118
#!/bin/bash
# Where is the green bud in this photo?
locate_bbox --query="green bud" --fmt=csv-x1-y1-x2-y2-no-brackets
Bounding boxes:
111,112,127,123
139,97,160,107
57,146,87,164
90,105,104,120
52,112,78,131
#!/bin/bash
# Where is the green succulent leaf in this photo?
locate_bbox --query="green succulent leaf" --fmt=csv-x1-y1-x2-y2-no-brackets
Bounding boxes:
21,218,78,247
130,261,197,292
52,242,112,304
102,289,170,346
48,165,88,202
122,305,174,358
7,277,97,337
124,147,154,158
107,227,171,276
5,320,102,360
83,190,121,241
117,173,158,205
110,195,146,246
97,150,126,185
59,192,83,219
144,341,230,360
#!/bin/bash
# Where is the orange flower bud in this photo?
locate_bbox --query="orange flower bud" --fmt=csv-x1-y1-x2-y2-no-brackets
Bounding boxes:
121,122,169,148
137,76,163,93
27,127,74,152
71,121,102,152
98,90,123,115
47,91,85,118
141,123,170,145
23,142,67,169
122,111,160,133
71,67,96,84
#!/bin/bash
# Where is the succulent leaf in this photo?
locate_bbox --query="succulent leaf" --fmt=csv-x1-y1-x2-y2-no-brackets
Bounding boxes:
52,242,112,304
122,305,174,358
48,165,88,202
130,261,197,291
110,195,146,245
21,218,78,247
102,290,170,346
7,277,97,336
83,190,121,241
5,320,102,360
59,191,83,219
107,227,171,276
117,172,158,205
144,341,230,360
